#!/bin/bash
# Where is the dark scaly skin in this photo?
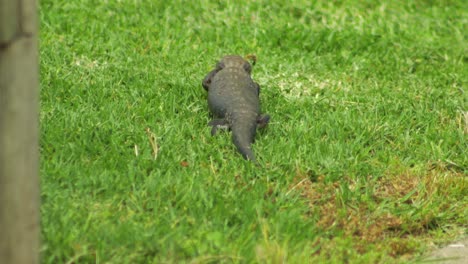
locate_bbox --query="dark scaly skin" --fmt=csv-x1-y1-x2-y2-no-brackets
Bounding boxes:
202,55,269,163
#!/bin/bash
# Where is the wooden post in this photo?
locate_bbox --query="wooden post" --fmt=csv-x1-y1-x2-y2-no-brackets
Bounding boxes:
0,0,40,263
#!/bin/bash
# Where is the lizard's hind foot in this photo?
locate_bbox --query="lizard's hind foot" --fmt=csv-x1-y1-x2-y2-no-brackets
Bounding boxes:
257,115,270,129
208,119,230,136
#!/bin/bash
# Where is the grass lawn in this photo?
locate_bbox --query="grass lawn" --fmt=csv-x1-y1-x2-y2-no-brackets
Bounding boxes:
40,0,467,263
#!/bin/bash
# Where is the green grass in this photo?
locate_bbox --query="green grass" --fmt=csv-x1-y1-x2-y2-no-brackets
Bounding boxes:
40,0,467,263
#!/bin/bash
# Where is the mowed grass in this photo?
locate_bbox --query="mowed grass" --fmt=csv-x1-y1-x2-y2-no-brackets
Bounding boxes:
39,0,466,263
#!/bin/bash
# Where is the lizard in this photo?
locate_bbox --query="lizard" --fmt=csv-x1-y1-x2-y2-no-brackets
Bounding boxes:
202,55,270,163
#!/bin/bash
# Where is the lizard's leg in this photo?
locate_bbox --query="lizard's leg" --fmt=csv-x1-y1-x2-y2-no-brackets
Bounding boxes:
202,69,217,91
202,62,224,91
257,114,270,129
208,119,230,136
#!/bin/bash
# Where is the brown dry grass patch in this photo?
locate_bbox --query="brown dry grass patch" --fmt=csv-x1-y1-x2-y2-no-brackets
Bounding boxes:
292,163,467,260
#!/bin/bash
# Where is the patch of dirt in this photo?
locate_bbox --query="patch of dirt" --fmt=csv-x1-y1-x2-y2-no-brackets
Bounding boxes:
421,238,468,263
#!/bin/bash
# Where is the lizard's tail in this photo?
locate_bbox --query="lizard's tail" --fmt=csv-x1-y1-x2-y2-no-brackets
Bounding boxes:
231,118,257,163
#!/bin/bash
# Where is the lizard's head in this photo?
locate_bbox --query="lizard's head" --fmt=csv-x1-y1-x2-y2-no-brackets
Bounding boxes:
217,55,252,74
202,55,256,91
